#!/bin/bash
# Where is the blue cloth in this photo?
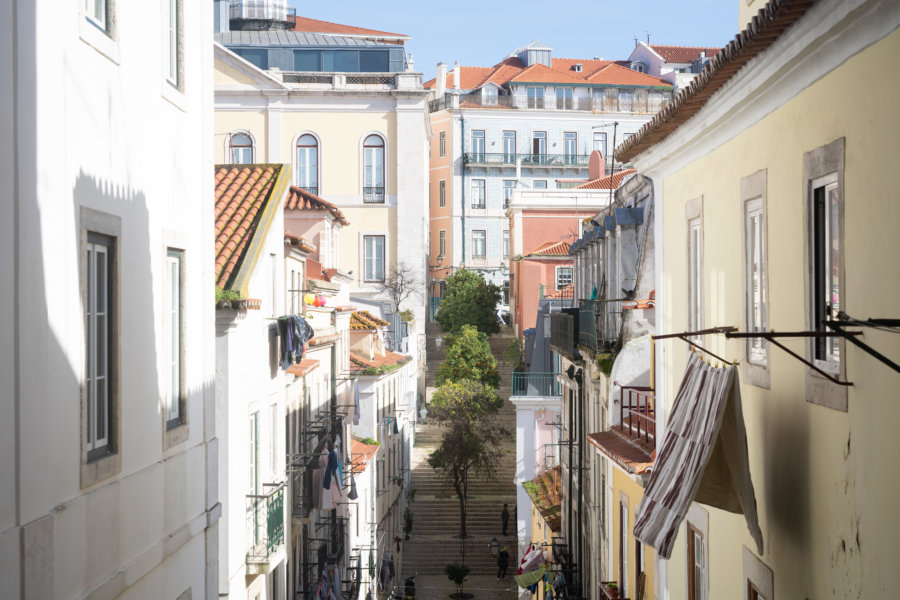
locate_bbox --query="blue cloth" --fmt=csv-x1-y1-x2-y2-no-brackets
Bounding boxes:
323,450,338,489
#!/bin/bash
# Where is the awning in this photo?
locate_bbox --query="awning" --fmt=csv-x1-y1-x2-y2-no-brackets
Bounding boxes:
633,353,762,559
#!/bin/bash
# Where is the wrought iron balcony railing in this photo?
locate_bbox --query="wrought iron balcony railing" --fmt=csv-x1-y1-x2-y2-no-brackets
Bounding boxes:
511,371,561,397
463,152,590,167
549,308,579,358
296,185,318,196
246,482,285,564
615,384,656,450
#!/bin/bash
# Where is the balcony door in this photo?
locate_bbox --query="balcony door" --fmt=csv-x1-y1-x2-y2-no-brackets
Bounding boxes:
532,131,547,163
502,130,516,163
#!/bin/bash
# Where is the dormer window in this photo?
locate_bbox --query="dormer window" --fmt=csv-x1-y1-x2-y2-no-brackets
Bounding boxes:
573,64,583,72
630,61,646,73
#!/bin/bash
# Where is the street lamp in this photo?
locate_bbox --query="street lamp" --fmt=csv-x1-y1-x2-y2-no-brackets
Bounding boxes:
435,336,443,349
489,537,500,558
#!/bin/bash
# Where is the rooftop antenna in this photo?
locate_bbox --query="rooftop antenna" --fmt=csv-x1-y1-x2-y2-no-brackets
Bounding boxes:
633,36,638,47
646,31,651,44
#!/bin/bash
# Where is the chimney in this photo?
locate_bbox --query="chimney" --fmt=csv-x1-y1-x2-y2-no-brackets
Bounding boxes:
436,62,447,97
588,150,606,180
453,61,461,92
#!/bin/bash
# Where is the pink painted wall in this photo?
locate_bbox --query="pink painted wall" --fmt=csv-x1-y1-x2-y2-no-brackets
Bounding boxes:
534,409,560,474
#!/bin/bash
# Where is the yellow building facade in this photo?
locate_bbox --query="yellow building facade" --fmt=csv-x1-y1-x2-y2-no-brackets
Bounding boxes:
620,0,900,597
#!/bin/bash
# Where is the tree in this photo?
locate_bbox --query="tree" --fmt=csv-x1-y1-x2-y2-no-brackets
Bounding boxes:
427,381,511,540
435,268,501,334
376,261,421,312
435,325,500,389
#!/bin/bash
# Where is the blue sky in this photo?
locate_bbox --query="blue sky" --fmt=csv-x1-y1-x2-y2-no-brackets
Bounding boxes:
287,1,739,78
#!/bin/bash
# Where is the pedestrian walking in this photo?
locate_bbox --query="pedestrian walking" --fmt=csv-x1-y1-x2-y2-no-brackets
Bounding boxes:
501,503,510,535
497,547,510,580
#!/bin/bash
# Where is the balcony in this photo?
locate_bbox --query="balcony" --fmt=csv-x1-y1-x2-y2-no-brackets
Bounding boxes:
587,385,655,476
578,299,622,353
549,308,578,358
511,372,561,397
363,186,385,203
247,482,285,566
463,152,590,168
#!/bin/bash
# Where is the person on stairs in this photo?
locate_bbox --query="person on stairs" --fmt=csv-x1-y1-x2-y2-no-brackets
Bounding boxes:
497,547,511,580
501,503,510,535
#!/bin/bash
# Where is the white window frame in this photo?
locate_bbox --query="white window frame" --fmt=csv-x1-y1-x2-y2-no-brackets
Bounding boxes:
85,0,110,32
502,230,509,259
472,230,486,258
363,234,386,282
86,235,112,454
502,179,515,207
556,87,574,110
563,131,577,163
471,179,486,209
164,0,181,88
439,131,446,157
294,132,320,195
527,86,544,109
471,129,485,159
164,249,183,426
740,170,770,387
742,546,774,600
686,197,703,336
439,230,446,258
439,180,446,207
362,133,386,203
556,266,573,290
532,131,547,157
593,131,607,158
811,172,841,373
228,131,255,164
685,504,709,600
502,130,516,162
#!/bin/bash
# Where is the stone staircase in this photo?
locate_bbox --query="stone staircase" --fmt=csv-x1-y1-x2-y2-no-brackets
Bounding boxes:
402,327,519,584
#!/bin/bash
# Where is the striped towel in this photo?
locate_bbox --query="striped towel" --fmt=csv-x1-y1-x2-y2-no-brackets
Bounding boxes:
633,353,763,558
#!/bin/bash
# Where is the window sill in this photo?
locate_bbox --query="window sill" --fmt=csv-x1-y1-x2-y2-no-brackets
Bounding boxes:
164,419,189,450
79,18,120,65
806,367,848,411
81,450,121,489
161,79,188,112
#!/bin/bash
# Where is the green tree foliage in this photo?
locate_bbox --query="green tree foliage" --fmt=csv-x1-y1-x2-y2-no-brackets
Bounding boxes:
435,325,500,389
435,268,501,334
429,380,502,426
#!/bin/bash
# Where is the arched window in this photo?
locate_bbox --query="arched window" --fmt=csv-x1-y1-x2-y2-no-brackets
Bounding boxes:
363,134,384,203
295,134,319,195
229,132,254,164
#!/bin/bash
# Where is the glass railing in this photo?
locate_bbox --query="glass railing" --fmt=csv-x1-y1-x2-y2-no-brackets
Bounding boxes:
511,372,561,397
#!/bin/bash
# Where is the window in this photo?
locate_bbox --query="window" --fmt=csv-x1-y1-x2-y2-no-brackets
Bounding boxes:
363,134,385,203
630,62,646,73
623,132,634,141
439,230,446,257
533,179,548,190
502,180,515,208
164,249,183,426
471,130,485,161
472,230,486,258
164,0,182,88
619,500,629,598
439,180,446,207
86,233,114,456
812,175,841,370
688,212,702,334
527,87,544,109
619,89,634,112
229,132,254,164
556,87,574,110
532,131,547,161
439,131,446,157
563,132,577,164
743,546,774,600
593,132,607,158
364,235,385,282
234,48,268,70
85,0,110,32
502,230,509,259
745,197,767,362
471,179,486,209
556,267,573,289
687,525,705,600
249,412,259,493
502,131,516,162
269,403,278,474
295,134,319,195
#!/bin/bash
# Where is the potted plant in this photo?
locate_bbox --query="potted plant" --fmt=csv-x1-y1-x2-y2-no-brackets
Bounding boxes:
444,563,473,600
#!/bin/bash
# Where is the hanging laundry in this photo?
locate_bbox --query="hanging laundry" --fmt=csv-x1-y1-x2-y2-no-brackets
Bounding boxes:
278,318,294,370
348,473,359,500
353,381,361,426
393,417,399,436
291,315,314,362
368,549,375,579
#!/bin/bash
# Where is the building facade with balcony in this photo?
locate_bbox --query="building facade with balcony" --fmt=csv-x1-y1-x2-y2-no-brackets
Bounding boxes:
0,2,218,598
426,42,673,311
615,0,900,598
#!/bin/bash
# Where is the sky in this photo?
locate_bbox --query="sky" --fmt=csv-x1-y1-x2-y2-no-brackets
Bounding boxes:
287,0,739,79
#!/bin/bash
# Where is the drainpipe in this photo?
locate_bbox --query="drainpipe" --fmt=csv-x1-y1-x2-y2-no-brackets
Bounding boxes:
460,113,466,264
567,386,574,568
577,378,584,596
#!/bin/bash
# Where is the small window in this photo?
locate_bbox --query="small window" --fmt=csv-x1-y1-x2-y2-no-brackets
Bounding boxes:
249,412,259,493
556,267,573,289
164,0,182,88
363,134,385,203
687,525,706,600
229,132,254,164
439,230,446,257
502,230,509,259
688,216,702,334
745,197,767,364
164,249,184,427
533,180,548,190
472,230,486,258
811,175,841,370
593,132,607,158
502,180,515,208
364,235,385,282
296,134,319,195
439,180,446,207
471,179,486,209
86,233,115,456
439,131,446,157
85,0,110,33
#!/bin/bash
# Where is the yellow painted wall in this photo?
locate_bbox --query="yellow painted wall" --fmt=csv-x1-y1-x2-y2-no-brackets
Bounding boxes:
611,469,655,599
215,111,267,163
658,28,900,599
528,505,555,600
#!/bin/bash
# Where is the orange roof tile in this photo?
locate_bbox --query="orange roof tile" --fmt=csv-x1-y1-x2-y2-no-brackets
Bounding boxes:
575,168,637,190
424,66,495,90
349,351,410,372
214,164,284,290
509,62,585,85
285,230,316,253
350,438,380,473
649,44,721,63
292,16,408,39
526,240,571,257
544,284,574,299
285,186,349,225
623,290,656,310
350,311,390,330
286,358,320,377
585,63,670,86
523,466,562,533
587,429,654,475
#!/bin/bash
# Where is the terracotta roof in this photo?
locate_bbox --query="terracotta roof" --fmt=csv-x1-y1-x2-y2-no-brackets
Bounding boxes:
618,0,816,163
523,466,562,533
350,311,390,330
214,164,284,289
286,358,320,377
623,290,656,310
544,284,573,299
349,351,410,372
306,257,334,282
285,230,315,253
425,56,671,91
525,240,571,257
350,438,380,473
649,44,721,63
285,186,349,225
292,16,408,39
587,428,654,475
575,168,637,190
